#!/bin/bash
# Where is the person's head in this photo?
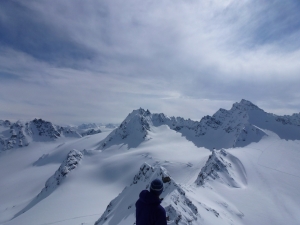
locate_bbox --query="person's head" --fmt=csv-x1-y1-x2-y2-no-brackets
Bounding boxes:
150,179,164,196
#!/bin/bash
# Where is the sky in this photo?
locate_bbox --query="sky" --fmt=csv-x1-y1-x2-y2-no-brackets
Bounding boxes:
0,0,300,125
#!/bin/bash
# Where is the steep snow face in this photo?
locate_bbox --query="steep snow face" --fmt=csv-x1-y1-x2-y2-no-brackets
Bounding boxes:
98,108,152,149
95,163,199,225
13,149,83,219
195,149,247,188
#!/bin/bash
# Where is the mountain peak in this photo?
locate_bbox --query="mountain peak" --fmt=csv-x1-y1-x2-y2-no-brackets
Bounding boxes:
97,109,152,150
232,99,261,111
130,108,151,117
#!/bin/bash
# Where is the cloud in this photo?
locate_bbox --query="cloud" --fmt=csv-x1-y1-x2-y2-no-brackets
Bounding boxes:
0,1,96,66
0,0,299,124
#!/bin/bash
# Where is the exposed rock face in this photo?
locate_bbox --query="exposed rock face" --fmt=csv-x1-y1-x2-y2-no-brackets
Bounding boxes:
95,163,199,225
195,149,247,188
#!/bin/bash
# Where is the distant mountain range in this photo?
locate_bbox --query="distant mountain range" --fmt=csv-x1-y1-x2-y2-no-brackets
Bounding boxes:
2,99,299,152
0,119,119,152
98,99,300,150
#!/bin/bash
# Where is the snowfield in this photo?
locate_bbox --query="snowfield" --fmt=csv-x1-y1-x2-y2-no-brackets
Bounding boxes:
0,100,300,225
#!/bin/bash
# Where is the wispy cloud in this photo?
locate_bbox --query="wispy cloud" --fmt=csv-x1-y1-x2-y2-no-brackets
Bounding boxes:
0,0,299,123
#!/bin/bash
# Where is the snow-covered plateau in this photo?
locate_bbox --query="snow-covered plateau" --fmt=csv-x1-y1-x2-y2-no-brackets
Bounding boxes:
0,99,300,225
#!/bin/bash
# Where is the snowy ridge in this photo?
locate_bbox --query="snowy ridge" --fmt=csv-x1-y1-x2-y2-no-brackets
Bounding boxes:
195,149,247,188
43,149,83,188
95,163,199,225
97,99,300,150
13,149,83,219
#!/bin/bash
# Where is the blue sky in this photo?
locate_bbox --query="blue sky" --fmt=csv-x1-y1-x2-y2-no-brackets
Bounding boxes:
0,0,300,124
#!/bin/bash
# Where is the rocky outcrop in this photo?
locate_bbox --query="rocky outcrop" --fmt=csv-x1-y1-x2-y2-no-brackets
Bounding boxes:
43,149,83,189
195,149,247,188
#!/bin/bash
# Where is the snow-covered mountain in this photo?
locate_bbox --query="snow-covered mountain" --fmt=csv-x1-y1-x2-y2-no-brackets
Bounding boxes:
0,118,81,152
1,99,300,225
98,109,152,149
98,99,300,150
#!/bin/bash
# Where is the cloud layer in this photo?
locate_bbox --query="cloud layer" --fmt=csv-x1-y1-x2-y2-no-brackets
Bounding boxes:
0,0,300,124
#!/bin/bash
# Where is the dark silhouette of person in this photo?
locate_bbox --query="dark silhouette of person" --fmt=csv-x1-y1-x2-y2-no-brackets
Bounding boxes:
135,179,167,225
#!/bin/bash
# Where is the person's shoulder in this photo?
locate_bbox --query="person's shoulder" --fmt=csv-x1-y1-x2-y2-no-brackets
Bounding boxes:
157,204,166,214
139,189,149,196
